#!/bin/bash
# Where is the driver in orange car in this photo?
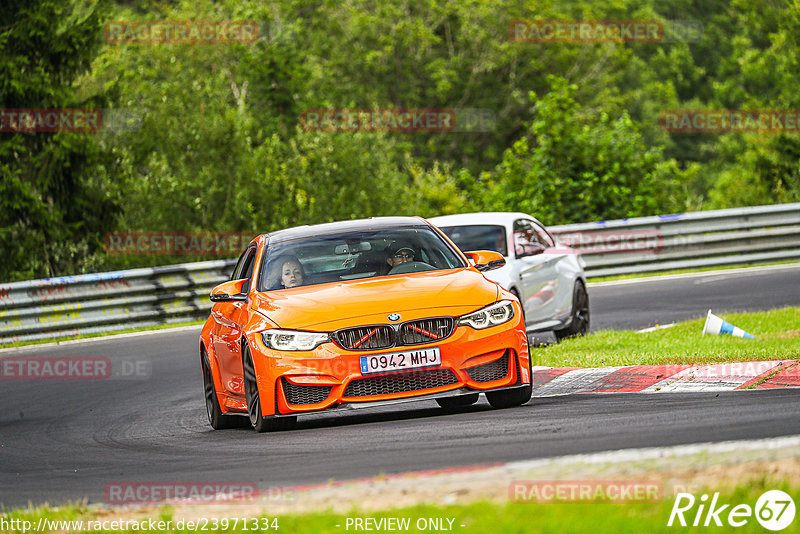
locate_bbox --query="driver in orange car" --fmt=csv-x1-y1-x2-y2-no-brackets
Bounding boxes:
386,242,416,270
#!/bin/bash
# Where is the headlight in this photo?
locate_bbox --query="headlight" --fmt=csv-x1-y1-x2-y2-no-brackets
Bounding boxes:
458,300,515,329
261,330,330,351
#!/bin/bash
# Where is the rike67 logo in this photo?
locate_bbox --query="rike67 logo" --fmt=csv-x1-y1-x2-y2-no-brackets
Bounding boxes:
668,490,796,531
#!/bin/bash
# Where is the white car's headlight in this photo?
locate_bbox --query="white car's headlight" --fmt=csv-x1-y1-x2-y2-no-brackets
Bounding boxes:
458,300,515,329
261,330,330,351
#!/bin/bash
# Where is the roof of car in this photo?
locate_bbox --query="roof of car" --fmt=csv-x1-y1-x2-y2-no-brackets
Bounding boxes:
427,212,543,227
264,216,431,241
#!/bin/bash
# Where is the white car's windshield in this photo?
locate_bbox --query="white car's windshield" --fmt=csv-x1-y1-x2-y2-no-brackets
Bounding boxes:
438,225,508,257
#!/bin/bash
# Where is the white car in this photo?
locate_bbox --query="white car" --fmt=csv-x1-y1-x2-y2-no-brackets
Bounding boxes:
429,212,589,340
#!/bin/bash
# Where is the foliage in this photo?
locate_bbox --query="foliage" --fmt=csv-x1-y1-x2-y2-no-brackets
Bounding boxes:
2,0,800,281
480,77,683,224
0,0,117,280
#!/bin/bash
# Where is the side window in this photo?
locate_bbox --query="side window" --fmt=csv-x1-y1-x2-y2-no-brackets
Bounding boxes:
232,246,257,294
241,247,257,294
531,221,555,248
231,249,250,281
513,219,546,258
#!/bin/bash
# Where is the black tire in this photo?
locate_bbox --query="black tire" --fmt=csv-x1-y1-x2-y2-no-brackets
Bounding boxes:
510,288,529,339
485,353,532,409
201,346,249,430
486,385,532,409
242,343,297,433
554,280,590,341
436,393,480,409
510,288,525,321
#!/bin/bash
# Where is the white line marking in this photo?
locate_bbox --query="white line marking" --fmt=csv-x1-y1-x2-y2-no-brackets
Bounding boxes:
588,262,800,288
0,325,203,355
504,434,800,470
636,323,676,333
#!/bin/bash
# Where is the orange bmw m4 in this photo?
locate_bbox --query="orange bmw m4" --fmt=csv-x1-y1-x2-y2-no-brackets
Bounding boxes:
199,217,531,432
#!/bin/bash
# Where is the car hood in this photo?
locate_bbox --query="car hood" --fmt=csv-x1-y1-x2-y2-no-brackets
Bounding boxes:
252,268,499,330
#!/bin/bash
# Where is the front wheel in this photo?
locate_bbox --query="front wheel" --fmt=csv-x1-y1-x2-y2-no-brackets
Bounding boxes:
201,346,249,430
243,343,297,433
485,353,532,409
486,385,531,409
554,280,590,341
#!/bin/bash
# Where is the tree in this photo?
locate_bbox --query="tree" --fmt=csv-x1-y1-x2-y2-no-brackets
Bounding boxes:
0,0,116,281
483,76,684,224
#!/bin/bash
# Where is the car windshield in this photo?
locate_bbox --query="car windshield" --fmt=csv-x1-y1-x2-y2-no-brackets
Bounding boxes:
257,225,466,291
437,225,508,257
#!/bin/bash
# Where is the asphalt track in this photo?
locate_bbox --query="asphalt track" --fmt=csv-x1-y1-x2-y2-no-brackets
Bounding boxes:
1,264,799,508
589,264,800,331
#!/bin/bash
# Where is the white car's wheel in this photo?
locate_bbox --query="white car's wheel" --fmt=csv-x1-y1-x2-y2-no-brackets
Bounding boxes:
555,280,590,340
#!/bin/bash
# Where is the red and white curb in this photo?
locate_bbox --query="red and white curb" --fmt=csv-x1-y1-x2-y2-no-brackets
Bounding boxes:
532,360,800,396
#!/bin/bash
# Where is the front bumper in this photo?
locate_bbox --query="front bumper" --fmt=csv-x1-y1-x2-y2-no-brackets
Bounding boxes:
240,310,530,417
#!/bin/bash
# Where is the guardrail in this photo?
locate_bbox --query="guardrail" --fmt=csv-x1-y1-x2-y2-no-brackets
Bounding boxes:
549,202,800,278
0,260,235,344
1,203,798,344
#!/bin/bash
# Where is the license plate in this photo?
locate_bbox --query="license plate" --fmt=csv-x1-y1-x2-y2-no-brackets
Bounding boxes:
360,347,441,375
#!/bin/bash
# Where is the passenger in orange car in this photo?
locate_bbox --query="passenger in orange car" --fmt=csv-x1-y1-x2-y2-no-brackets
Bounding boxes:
386,242,415,269
266,255,305,289
281,258,304,288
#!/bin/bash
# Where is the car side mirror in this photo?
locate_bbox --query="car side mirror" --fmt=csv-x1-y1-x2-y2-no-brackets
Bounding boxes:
515,242,546,258
210,279,248,302
464,250,506,272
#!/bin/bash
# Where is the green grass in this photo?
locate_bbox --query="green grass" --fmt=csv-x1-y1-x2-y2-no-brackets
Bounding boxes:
0,319,204,350
587,260,799,283
2,478,797,533
533,306,800,368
